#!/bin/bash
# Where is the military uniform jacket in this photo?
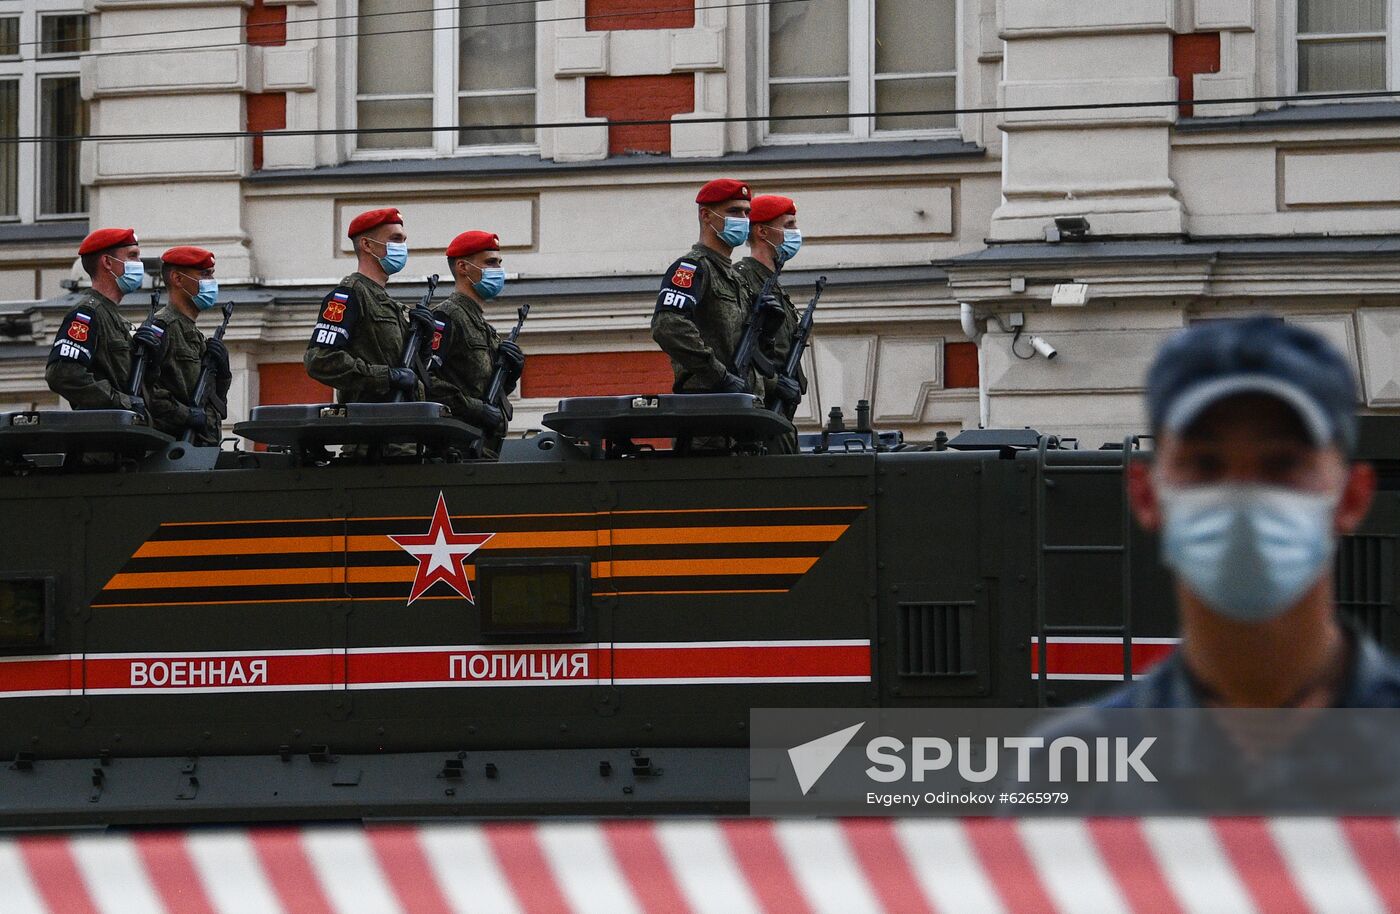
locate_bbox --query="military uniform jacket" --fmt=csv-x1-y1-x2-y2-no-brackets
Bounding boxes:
44,289,138,410
304,272,418,402
735,256,808,402
651,244,759,393
427,291,506,443
145,306,230,447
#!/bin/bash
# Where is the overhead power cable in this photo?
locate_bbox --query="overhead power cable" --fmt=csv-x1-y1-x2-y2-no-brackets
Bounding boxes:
31,0,802,62
1,89,1396,145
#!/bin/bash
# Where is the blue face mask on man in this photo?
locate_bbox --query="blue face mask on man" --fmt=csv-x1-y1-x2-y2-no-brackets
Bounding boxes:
1158,482,1339,622
192,278,219,311
375,240,409,275
112,258,145,294
474,267,506,300
779,228,802,262
711,210,750,248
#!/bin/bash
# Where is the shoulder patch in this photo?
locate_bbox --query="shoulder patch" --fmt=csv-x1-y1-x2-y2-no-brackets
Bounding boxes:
322,288,352,323
65,311,91,342
671,262,698,289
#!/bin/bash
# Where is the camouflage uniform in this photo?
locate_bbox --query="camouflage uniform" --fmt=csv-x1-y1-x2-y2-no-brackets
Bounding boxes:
426,291,507,455
304,272,422,402
145,305,230,447
44,289,139,410
735,256,808,407
651,244,760,393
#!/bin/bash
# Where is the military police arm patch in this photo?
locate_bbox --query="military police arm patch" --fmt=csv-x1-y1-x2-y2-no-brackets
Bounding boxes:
47,307,97,366
308,288,357,350
655,259,704,317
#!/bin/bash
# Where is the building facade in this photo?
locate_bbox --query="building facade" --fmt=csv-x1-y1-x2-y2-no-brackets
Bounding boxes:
0,0,1397,447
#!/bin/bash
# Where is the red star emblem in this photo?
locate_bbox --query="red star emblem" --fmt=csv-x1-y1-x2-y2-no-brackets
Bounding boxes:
388,492,494,604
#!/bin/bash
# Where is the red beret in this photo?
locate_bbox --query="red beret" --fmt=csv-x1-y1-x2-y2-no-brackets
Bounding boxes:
446,231,500,258
749,195,797,224
695,179,751,205
347,207,403,239
161,246,215,270
78,227,138,256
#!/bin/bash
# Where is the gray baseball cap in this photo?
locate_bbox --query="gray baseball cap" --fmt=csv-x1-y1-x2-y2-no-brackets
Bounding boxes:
1146,316,1358,451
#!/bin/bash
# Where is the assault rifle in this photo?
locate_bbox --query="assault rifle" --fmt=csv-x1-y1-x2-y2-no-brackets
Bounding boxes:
731,266,783,393
127,271,162,404
484,303,530,412
766,275,826,419
180,301,236,444
471,304,529,459
391,274,439,404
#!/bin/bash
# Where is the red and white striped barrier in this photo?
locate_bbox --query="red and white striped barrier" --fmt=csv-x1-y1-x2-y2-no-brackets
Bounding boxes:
2,818,1398,913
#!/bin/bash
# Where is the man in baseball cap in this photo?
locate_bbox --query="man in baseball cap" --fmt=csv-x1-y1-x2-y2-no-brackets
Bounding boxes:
1107,316,1400,707
425,230,525,457
652,179,760,396
45,227,150,416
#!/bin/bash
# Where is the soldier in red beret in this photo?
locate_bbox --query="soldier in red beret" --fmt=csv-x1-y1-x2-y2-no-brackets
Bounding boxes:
736,194,806,434
45,227,151,415
304,207,435,411
424,231,526,457
651,179,760,396
142,247,231,446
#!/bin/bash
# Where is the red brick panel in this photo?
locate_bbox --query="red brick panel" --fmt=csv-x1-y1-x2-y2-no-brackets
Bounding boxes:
521,351,676,399
246,92,287,171
585,0,694,31
1171,32,1220,118
258,362,331,406
247,0,287,47
944,341,979,390
585,74,695,156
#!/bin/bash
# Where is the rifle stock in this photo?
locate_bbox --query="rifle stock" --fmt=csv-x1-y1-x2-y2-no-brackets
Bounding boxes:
180,301,236,444
391,274,439,404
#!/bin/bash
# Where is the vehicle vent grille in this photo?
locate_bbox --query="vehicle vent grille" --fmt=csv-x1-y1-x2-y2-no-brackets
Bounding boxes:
1337,535,1394,643
898,602,974,677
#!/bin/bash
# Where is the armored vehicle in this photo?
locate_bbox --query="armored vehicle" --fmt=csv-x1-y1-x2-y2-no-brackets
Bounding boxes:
0,396,1396,826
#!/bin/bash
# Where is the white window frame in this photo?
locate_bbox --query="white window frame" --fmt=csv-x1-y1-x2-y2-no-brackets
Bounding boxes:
0,0,87,223
350,0,540,161
1284,0,1399,96
759,0,962,146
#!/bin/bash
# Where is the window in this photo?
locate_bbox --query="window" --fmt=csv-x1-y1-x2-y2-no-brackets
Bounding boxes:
355,0,537,156
1294,0,1398,91
0,4,89,222
764,0,957,142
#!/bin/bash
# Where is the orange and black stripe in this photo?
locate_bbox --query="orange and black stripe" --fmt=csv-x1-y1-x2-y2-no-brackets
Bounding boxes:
92,506,865,607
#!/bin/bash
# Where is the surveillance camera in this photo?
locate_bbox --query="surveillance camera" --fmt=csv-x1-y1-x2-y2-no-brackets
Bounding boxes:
1030,336,1057,360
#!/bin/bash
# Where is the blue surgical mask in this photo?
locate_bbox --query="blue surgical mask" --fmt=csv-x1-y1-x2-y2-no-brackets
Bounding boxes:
779,228,803,262
474,267,506,300
193,278,218,311
1158,482,1338,622
378,241,408,275
113,259,144,294
713,212,749,248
